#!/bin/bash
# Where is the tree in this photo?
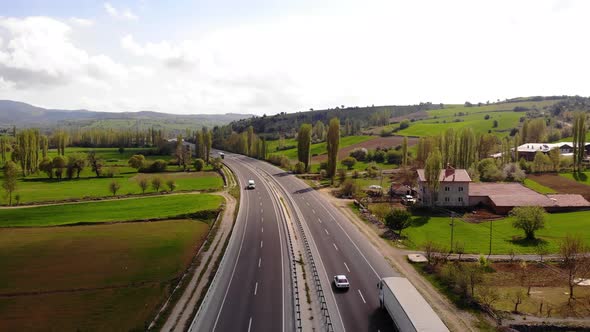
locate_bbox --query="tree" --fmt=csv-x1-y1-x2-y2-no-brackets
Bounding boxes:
151,176,163,192
532,151,551,173
510,206,546,240
313,120,325,141
350,148,368,161
52,155,66,180
548,148,560,172
128,154,146,170
511,289,525,313
194,158,205,171
424,148,442,206
384,208,412,236
2,161,18,206
67,153,86,178
341,156,357,170
297,124,312,171
572,112,586,172
109,180,121,196
559,235,590,301
166,179,177,192
326,117,340,182
294,161,306,174
39,157,53,179
402,136,408,167
87,151,104,177
210,157,223,171
204,130,212,164
339,178,358,197
137,176,149,194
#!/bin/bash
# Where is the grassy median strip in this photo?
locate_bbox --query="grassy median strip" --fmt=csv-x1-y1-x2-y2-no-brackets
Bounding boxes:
0,194,223,227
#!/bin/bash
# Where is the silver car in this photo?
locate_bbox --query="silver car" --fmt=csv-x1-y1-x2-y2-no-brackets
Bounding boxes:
333,275,350,289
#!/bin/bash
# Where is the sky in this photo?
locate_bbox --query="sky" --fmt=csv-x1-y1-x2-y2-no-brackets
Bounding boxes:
0,0,589,115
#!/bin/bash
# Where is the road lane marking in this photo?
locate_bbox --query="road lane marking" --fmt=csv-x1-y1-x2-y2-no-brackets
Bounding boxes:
254,282,258,295
358,289,366,304
261,217,263,223
318,218,322,224
312,209,316,214
258,257,261,268
247,317,252,332
261,226,264,233
305,202,310,206
260,240,263,248
344,262,350,272
333,243,339,251
261,209,263,214
260,202,262,206
324,229,329,235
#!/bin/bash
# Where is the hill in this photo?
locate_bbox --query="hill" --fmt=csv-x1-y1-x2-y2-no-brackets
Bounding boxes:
0,100,251,132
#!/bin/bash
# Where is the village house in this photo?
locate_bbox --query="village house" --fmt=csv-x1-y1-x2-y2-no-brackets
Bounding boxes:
416,166,590,213
492,142,590,161
416,165,471,207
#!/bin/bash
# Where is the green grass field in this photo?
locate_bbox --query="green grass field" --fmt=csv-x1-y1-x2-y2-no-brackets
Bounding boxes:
267,135,375,159
1,164,223,204
383,100,563,138
0,194,223,227
403,210,590,254
0,219,209,331
560,171,590,185
523,178,556,194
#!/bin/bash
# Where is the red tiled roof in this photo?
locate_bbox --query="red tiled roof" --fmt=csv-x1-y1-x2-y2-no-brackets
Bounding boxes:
469,183,590,208
417,169,471,183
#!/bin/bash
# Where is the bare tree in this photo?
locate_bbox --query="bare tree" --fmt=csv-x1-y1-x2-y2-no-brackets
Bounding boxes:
559,235,590,302
477,287,500,309
137,176,149,194
536,242,549,263
109,181,121,196
510,289,525,313
519,261,533,295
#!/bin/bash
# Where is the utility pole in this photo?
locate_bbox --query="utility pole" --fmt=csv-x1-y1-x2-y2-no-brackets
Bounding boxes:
450,211,455,252
488,220,493,257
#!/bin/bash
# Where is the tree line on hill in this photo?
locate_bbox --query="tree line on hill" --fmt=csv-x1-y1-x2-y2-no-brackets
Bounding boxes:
228,102,442,139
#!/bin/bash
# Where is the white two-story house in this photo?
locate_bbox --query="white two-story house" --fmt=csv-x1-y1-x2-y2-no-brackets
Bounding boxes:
416,166,471,207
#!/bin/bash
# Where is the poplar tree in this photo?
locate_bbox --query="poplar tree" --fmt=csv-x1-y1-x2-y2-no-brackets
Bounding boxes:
424,148,442,207
402,136,408,167
326,117,340,182
297,123,312,171
573,112,586,172
195,130,204,159
204,130,212,164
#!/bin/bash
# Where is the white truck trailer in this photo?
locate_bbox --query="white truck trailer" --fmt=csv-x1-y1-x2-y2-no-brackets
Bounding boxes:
378,277,449,332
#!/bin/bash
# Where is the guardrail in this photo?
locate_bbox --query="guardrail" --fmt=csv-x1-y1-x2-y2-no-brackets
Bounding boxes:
261,170,335,332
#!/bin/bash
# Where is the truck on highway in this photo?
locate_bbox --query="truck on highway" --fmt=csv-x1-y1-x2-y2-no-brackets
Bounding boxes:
377,277,449,332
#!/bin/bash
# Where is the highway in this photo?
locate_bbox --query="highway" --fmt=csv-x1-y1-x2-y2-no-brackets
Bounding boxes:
188,152,293,332
235,154,399,332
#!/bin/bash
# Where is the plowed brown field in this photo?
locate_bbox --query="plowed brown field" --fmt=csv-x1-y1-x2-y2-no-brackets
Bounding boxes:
312,135,418,162
527,173,590,201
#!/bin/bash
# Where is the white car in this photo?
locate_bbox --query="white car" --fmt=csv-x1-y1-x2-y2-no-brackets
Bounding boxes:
368,185,382,190
247,179,256,189
333,275,350,289
402,195,416,204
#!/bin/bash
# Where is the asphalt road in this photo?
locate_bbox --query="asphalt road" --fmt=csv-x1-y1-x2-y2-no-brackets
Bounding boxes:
188,152,293,332
235,154,399,332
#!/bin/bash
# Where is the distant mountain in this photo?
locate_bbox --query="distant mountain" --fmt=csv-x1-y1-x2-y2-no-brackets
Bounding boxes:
0,100,253,131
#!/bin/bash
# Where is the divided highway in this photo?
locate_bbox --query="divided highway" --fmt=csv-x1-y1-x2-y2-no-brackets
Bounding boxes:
234,153,398,332
188,152,293,332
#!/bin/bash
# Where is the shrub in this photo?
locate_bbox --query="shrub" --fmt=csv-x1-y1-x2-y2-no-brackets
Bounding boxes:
105,166,119,178
384,208,412,236
341,156,357,170
373,150,385,163
339,178,358,197
140,159,168,173
194,158,205,171
399,119,410,130
386,150,402,164
294,161,306,174
349,147,368,161
166,179,177,192
151,176,163,192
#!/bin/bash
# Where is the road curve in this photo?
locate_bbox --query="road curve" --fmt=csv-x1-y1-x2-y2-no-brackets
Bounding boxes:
236,154,399,332
188,152,293,332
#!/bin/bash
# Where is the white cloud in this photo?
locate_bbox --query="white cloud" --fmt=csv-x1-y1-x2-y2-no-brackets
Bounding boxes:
0,16,127,87
104,2,138,21
69,17,94,27
121,34,197,68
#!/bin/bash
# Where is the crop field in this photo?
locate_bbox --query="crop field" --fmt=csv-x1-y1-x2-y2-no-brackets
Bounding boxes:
403,210,590,254
0,194,223,227
0,219,209,331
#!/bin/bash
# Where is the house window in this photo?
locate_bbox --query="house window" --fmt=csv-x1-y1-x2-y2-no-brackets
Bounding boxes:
444,197,450,202
458,197,463,202
445,186,450,192
458,187,464,192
